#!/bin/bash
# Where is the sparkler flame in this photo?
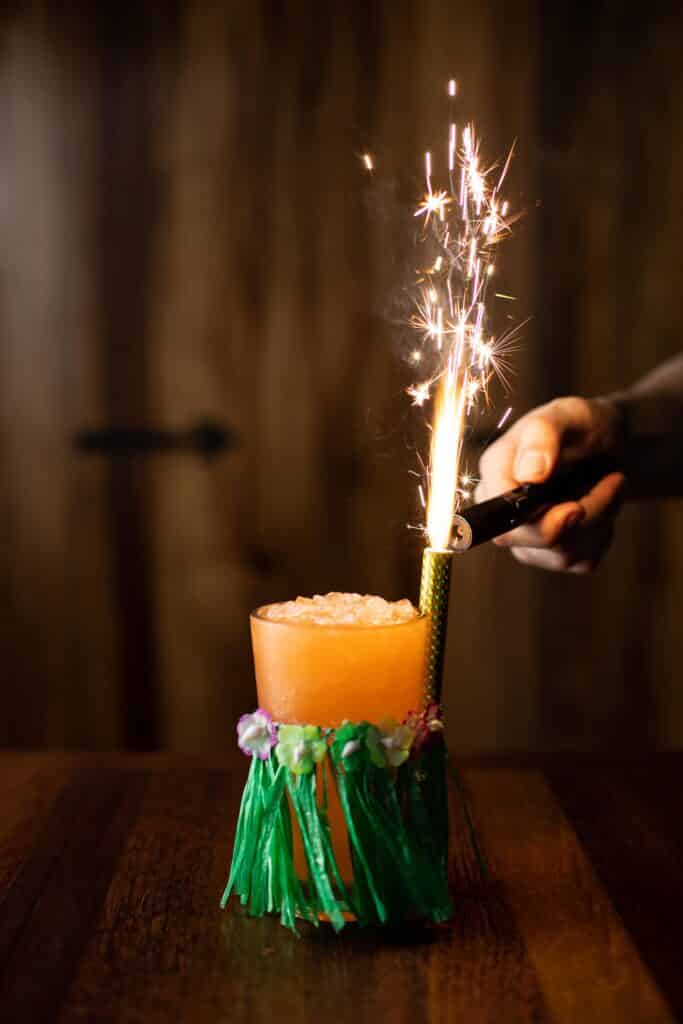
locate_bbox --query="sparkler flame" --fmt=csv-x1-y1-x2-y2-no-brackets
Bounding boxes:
425,362,467,550
409,82,518,550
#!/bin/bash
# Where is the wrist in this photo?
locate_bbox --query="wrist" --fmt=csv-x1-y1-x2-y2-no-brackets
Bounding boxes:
591,396,629,460
600,389,683,497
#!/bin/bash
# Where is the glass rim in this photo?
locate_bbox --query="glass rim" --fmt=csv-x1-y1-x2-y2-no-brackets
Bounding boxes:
250,605,427,631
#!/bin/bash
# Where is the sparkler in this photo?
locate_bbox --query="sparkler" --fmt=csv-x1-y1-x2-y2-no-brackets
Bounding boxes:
413,82,518,704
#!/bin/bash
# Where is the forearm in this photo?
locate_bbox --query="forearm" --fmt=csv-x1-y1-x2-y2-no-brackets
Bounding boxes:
607,352,683,497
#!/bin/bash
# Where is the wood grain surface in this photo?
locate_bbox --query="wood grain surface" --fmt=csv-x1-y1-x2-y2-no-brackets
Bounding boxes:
0,752,680,1023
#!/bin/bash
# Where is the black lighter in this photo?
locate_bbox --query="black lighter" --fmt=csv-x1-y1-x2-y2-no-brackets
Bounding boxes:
449,456,621,552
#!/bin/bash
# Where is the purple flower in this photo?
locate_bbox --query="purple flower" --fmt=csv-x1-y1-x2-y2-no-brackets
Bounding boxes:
404,702,445,755
237,709,277,759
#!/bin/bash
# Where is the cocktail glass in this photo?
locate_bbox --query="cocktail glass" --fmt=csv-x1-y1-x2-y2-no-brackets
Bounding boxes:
250,604,429,885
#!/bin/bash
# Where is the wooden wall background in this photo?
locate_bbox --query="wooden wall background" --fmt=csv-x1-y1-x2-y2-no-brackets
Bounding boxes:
0,1,680,752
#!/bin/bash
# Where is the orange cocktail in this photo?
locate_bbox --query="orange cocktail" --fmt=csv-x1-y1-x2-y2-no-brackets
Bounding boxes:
251,593,428,884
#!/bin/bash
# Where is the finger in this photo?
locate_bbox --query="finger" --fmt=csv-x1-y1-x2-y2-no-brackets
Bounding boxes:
564,538,612,572
493,470,624,549
494,500,585,549
510,545,575,572
567,560,596,575
561,519,615,569
577,472,626,523
511,520,615,573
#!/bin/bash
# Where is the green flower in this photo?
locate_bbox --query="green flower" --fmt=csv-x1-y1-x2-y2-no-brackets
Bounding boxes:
332,719,415,771
332,722,365,772
275,725,327,775
365,725,388,768
376,717,414,767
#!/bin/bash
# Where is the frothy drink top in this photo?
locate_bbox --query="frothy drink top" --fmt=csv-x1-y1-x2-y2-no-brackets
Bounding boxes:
258,592,420,627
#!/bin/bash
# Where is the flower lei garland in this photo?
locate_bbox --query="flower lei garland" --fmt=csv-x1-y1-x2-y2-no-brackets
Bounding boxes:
221,704,459,933
237,707,439,770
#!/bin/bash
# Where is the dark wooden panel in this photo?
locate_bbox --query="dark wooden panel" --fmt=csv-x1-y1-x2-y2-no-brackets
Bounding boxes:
0,1,680,752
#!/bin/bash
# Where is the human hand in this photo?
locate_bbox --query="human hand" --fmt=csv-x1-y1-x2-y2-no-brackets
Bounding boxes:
476,397,626,573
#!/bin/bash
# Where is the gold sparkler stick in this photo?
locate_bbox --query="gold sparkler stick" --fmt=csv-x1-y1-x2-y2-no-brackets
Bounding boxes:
419,547,453,706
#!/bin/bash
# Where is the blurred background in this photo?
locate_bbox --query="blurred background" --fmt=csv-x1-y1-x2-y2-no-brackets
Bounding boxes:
1,1,681,753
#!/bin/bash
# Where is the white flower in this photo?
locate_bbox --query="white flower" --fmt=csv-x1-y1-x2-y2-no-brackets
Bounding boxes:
237,709,277,760
341,739,361,759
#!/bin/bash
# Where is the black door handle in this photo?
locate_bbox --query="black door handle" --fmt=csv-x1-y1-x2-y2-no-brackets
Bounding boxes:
75,418,238,461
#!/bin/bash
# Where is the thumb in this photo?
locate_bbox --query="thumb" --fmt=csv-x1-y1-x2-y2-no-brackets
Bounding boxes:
513,414,562,483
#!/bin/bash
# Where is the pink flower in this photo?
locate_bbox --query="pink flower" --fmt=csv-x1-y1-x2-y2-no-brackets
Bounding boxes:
404,703,445,755
237,709,277,760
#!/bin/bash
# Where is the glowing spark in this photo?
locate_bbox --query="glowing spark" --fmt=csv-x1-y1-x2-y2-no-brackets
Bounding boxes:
425,151,432,187
468,237,477,276
478,340,493,366
411,349,422,363
495,292,516,300
411,296,449,344
433,256,443,272
448,123,457,172
415,190,450,224
497,406,513,430
362,153,374,172
448,79,457,97
497,143,516,191
483,321,525,391
487,264,495,276
428,287,438,303
407,382,431,407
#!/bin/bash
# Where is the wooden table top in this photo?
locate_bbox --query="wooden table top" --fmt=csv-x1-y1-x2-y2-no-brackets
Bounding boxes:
0,751,681,1023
